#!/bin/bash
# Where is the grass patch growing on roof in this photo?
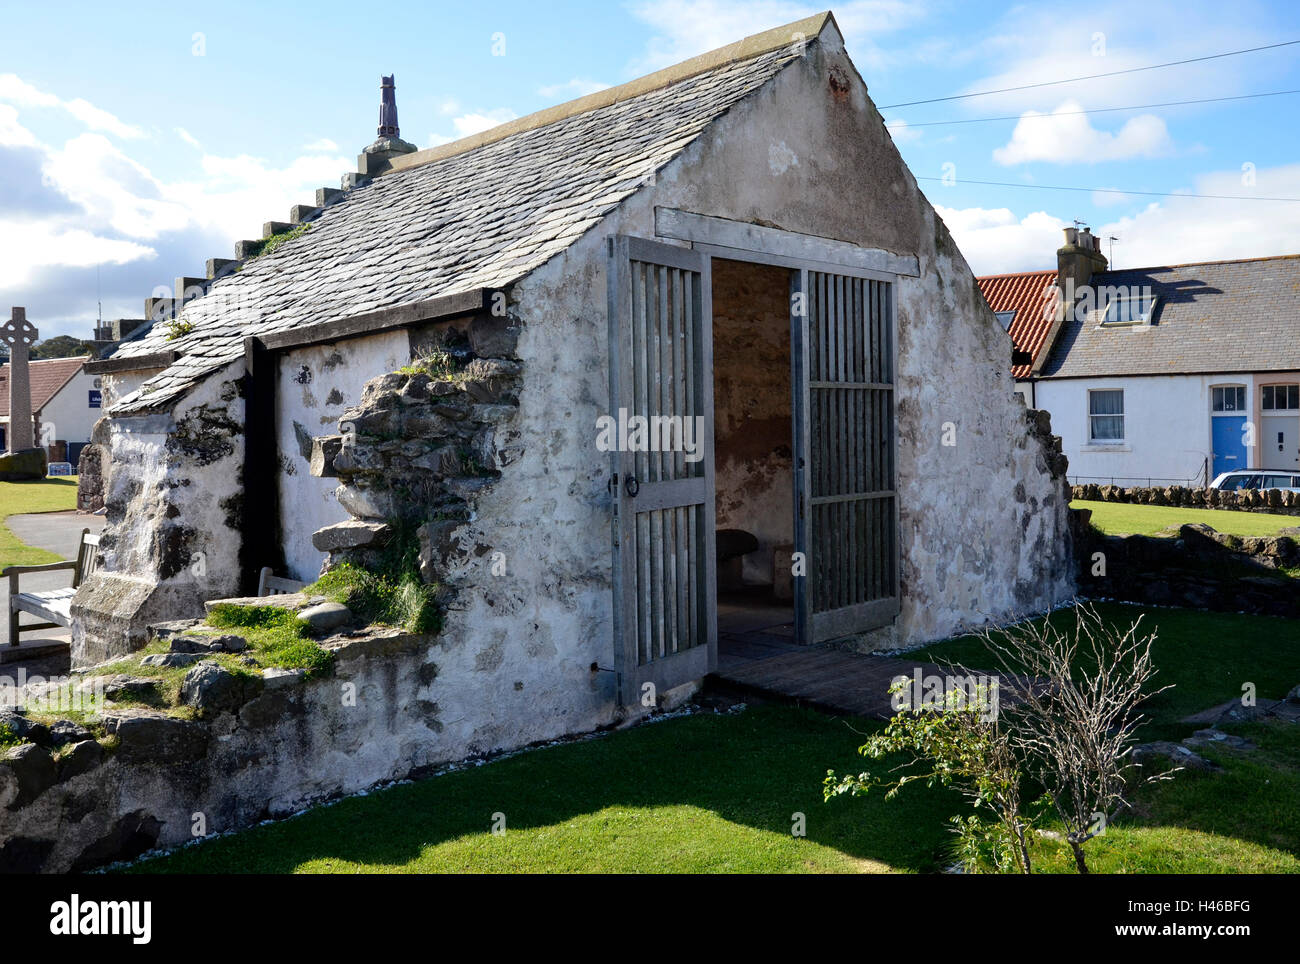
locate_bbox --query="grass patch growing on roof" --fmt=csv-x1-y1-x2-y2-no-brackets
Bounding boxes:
245,222,312,261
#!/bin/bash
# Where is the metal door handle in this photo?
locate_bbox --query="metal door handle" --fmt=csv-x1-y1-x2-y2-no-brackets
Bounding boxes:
625,475,639,497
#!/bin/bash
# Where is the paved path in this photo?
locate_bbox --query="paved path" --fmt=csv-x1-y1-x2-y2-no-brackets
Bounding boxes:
1,511,106,649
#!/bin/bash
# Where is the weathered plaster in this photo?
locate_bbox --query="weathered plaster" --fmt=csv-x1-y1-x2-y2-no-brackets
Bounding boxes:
275,332,407,580
71,361,246,665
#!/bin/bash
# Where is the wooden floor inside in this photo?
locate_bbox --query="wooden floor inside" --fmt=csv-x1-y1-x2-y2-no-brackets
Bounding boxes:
713,589,952,719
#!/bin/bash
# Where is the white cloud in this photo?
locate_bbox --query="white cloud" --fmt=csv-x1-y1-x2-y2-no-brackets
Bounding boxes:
0,103,39,148
933,204,1067,274
451,109,518,137
935,163,1300,274
429,108,520,146
538,78,611,100
1096,163,1300,269
0,73,145,139
44,133,191,239
993,100,1174,165
167,150,352,243
303,137,338,152
0,220,155,288
884,117,921,144
0,74,354,328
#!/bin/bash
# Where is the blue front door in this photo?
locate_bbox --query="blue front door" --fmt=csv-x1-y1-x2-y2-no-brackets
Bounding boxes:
1212,415,1248,477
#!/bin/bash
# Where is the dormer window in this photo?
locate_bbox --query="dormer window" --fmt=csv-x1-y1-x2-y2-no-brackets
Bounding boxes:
994,310,1015,331
1100,291,1158,325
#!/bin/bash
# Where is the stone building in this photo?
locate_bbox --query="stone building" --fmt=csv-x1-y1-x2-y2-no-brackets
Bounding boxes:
76,12,1073,753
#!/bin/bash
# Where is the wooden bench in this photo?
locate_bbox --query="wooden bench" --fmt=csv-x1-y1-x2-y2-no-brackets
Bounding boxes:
4,527,100,646
258,566,305,596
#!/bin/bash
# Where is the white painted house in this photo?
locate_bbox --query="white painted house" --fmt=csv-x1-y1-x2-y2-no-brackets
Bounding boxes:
981,232,1300,487
0,354,98,462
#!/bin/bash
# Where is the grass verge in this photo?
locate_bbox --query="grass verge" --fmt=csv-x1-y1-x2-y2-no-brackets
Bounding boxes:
0,477,79,571
1074,498,1298,537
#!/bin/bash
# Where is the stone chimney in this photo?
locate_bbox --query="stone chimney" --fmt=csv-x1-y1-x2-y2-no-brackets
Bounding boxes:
1057,226,1108,294
357,74,418,176
1,307,38,452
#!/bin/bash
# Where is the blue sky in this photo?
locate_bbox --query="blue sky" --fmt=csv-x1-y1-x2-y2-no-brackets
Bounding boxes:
2,0,1299,341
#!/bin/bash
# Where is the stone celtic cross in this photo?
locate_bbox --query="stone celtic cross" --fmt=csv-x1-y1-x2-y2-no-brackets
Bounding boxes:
2,307,38,452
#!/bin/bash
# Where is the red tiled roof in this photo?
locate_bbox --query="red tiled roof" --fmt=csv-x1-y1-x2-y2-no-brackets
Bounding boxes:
977,270,1058,378
0,355,89,417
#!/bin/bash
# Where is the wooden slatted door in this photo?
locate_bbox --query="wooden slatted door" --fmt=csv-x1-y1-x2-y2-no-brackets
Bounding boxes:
792,269,899,643
607,236,718,705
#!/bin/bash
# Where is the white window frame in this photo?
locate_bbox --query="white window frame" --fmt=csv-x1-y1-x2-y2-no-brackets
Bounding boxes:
1088,388,1125,443
1211,385,1247,413
1095,293,1159,327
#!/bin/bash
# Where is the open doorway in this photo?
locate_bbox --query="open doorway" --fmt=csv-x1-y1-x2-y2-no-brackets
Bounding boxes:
710,257,797,663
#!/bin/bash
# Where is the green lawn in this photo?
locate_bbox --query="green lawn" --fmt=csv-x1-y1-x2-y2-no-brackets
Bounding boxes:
913,602,1300,741
129,704,963,874
0,477,79,570
127,604,1300,875
1074,498,1298,537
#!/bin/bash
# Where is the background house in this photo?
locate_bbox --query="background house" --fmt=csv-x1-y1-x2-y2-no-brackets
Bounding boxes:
0,354,97,464
979,231,1300,487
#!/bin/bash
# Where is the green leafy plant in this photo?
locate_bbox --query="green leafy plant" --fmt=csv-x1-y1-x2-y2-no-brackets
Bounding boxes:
0,722,25,751
828,606,1174,874
399,347,462,380
826,678,1038,873
164,317,195,341
306,518,442,634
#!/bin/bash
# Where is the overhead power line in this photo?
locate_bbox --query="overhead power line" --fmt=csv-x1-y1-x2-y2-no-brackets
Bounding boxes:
879,39,1300,109
915,176,1300,203
887,88,1300,128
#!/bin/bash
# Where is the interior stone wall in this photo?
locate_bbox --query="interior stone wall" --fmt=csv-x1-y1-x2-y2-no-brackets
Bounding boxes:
711,257,794,585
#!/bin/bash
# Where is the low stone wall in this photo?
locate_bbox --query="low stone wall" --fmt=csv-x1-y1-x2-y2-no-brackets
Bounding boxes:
1074,510,1300,617
1,622,444,872
1072,482,1300,515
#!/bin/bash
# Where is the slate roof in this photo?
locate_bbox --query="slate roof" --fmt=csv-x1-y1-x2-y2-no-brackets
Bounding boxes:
105,18,827,416
1039,254,1300,378
976,270,1057,378
0,355,88,417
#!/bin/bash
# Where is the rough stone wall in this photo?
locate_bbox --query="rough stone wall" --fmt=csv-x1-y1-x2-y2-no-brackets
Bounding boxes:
71,362,246,665
1074,513,1300,617
0,628,443,873
1073,482,1300,515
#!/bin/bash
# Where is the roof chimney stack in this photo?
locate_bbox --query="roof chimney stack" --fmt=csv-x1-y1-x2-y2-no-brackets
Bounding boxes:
1057,225,1108,295
358,74,418,176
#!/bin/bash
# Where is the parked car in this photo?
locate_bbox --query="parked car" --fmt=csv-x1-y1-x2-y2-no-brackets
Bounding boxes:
1210,470,1300,493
